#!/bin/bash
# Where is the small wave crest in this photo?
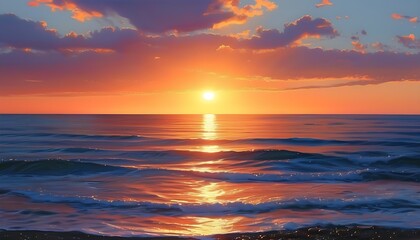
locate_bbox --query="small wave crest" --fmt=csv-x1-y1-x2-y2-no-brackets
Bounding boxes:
1,153,419,182
9,190,420,215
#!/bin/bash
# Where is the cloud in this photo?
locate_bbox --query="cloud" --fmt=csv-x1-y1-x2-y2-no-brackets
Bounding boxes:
335,16,349,20
240,47,419,84
397,34,420,49
1,13,419,95
0,14,59,50
216,44,235,52
1,30,419,95
283,79,381,91
0,14,140,51
351,40,366,53
316,0,333,8
371,42,388,52
0,14,337,52
391,13,419,23
29,0,277,33
239,15,338,49
351,30,367,42
67,27,140,51
28,0,102,22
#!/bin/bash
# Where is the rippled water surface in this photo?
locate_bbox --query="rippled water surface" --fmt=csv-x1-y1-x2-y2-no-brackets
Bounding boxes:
0,114,419,236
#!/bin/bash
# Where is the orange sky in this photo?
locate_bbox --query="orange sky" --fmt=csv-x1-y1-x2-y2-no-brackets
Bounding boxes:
1,81,419,114
0,0,419,114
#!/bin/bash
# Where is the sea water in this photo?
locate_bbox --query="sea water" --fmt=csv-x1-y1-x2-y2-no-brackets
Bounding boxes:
0,114,419,236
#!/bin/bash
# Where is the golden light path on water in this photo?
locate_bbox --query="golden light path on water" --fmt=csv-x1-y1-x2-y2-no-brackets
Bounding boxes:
181,114,239,235
202,113,217,140
112,115,286,236
2,115,418,237
152,217,242,236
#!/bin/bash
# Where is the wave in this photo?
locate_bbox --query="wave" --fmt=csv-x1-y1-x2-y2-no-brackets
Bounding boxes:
1,158,419,183
27,147,420,170
0,132,148,140
13,148,332,161
240,138,420,148
2,133,419,148
191,169,420,183
29,147,108,154
0,160,128,175
371,156,420,168
360,171,420,182
8,190,420,215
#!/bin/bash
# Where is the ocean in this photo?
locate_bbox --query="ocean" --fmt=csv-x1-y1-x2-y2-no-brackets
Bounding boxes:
0,114,419,237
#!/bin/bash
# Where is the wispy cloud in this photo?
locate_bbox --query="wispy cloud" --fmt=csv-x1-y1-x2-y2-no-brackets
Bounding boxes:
316,0,333,8
391,13,418,23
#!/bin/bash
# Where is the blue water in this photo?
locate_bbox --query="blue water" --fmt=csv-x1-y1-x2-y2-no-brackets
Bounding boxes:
0,114,419,236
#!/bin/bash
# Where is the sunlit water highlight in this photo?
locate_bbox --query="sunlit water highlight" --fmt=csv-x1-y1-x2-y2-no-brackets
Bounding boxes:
0,114,419,237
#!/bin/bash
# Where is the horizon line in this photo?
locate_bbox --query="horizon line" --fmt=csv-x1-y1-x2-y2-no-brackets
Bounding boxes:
1,113,420,116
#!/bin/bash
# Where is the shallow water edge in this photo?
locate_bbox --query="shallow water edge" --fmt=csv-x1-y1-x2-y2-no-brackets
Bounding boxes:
1,226,419,240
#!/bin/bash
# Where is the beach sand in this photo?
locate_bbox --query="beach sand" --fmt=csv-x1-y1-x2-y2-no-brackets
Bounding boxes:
1,226,419,240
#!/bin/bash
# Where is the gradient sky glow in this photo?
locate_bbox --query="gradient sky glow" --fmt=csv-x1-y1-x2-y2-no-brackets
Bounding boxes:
1,0,419,113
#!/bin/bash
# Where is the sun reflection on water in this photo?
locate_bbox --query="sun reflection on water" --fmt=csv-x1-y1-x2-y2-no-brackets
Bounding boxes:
201,113,221,153
200,145,220,153
186,217,240,236
195,182,225,203
202,114,217,140
148,216,242,236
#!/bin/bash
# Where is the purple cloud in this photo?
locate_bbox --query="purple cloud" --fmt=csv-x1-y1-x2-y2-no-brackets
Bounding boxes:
0,14,59,50
1,32,419,95
397,34,420,49
1,14,419,96
29,0,277,33
240,15,338,49
0,14,140,51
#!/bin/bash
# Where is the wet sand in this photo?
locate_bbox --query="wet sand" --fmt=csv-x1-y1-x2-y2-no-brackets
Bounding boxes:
1,226,419,240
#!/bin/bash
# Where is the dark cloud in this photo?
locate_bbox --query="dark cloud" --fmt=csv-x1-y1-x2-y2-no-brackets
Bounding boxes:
239,15,338,49
0,14,140,51
351,36,359,41
351,30,367,42
73,0,234,32
29,0,277,33
0,14,337,52
63,27,140,51
239,47,420,83
0,14,59,50
397,34,420,49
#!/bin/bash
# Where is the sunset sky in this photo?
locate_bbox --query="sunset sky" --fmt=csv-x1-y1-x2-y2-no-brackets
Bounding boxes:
1,0,419,114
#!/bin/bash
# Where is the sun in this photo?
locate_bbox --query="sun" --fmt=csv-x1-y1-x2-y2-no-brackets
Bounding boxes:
202,91,215,101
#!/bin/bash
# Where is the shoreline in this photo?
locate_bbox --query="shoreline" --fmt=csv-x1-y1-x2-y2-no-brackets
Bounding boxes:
1,226,419,240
